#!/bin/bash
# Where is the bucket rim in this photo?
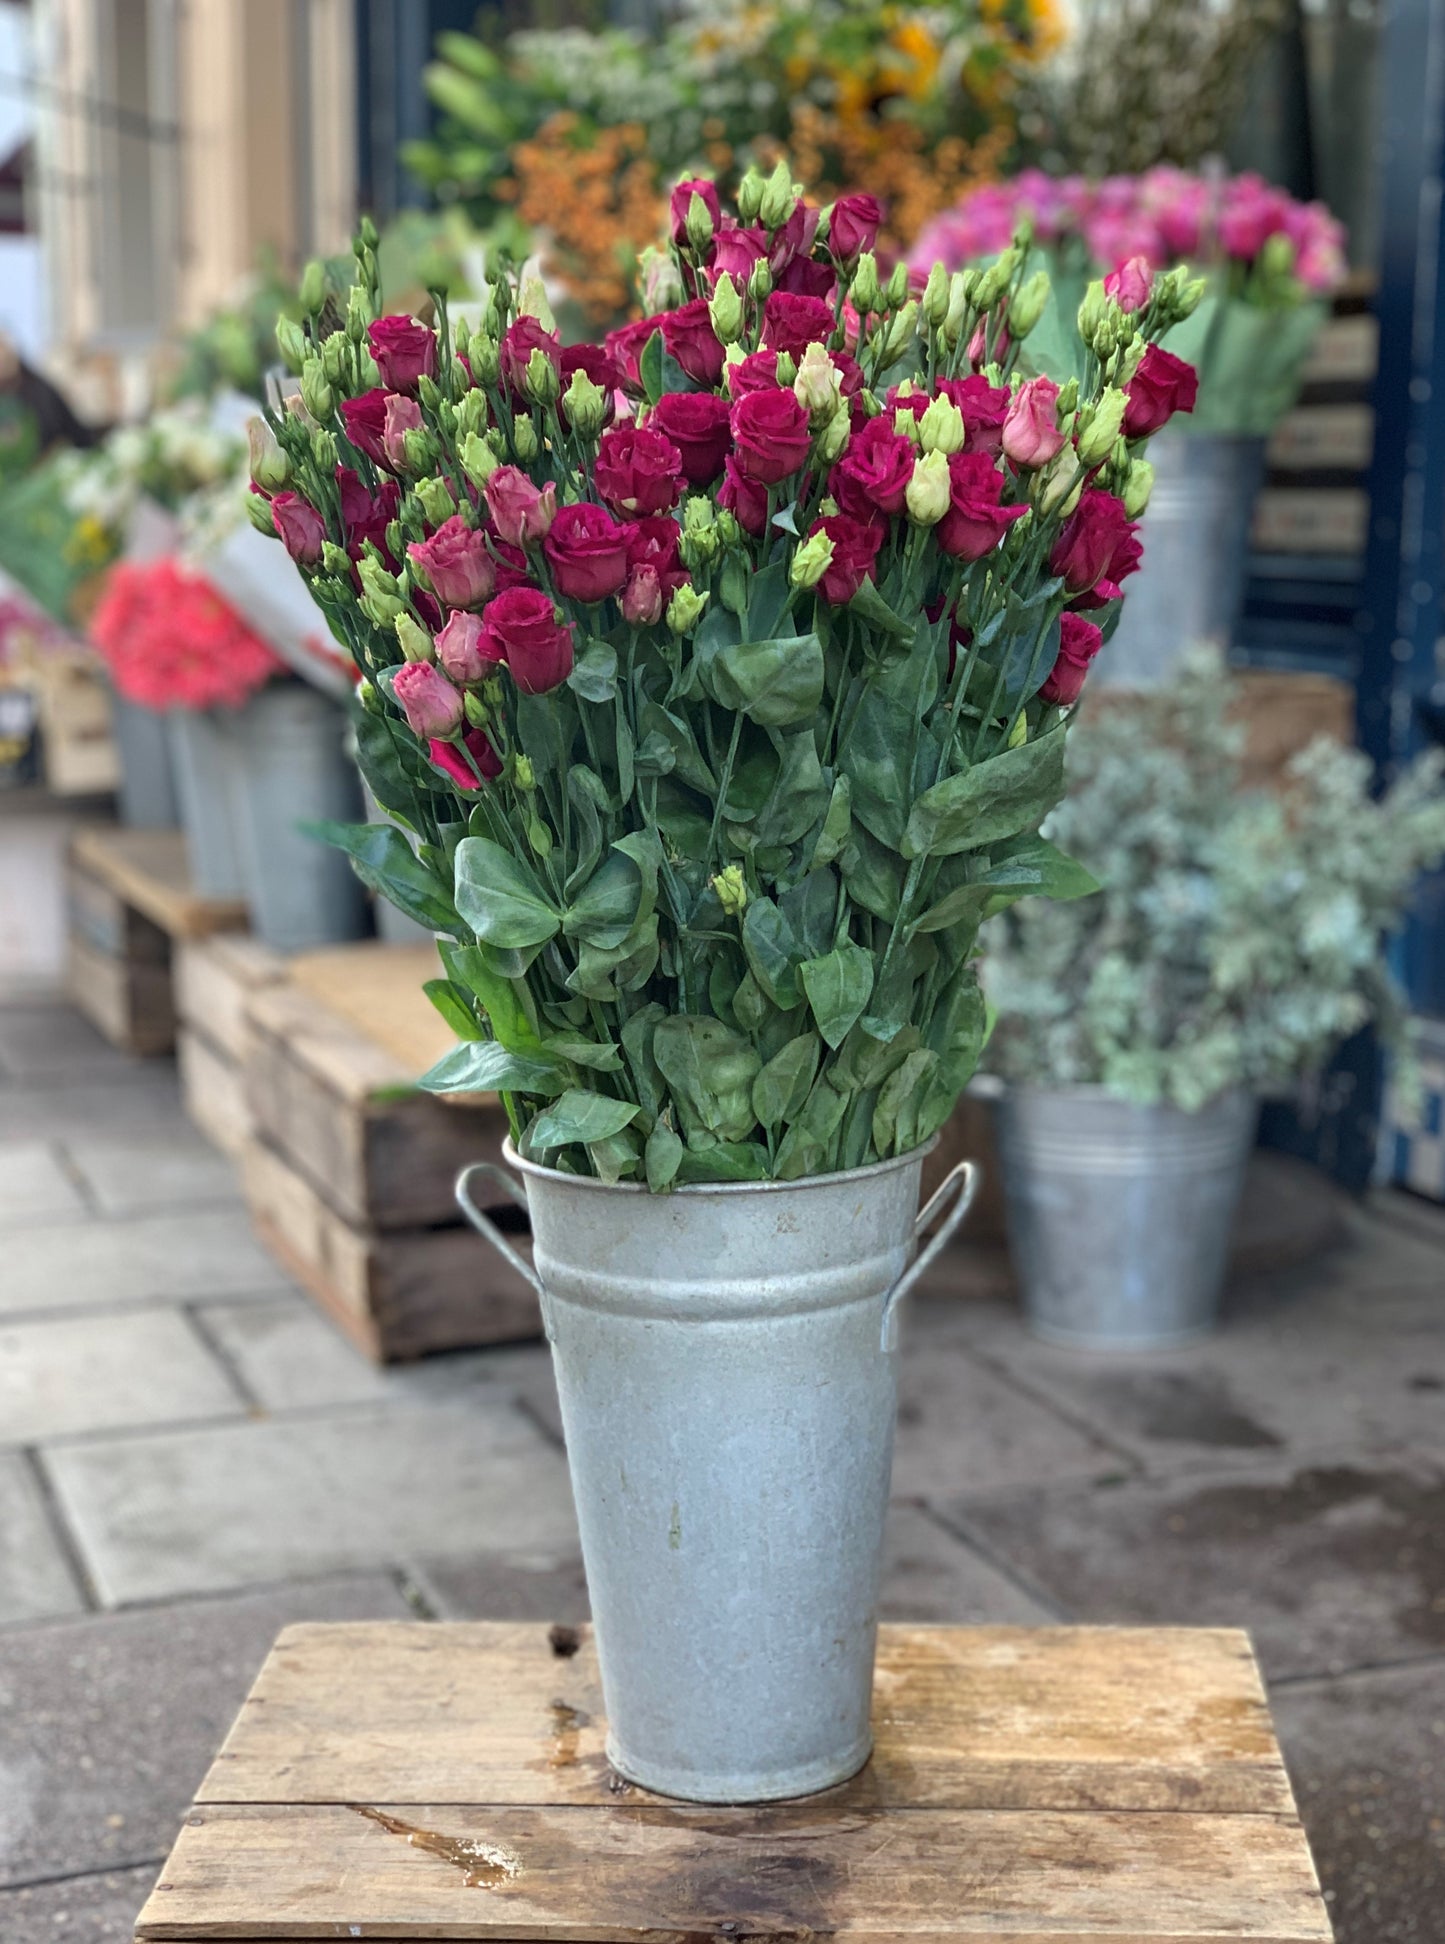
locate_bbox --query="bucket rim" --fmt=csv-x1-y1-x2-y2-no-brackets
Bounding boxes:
998,1081,1253,1116
500,1132,939,1197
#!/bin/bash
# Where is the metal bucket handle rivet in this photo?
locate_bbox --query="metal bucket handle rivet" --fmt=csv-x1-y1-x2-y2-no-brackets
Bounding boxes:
879,1159,977,1351
457,1157,977,1354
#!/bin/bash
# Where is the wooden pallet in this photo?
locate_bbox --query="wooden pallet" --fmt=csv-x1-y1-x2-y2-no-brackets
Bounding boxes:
174,935,289,1157
65,826,248,1054
238,941,535,1361
133,1619,1332,1944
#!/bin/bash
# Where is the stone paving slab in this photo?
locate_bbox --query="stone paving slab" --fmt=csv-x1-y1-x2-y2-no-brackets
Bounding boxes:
0,1075,192,1142
405,1550,592,1623
45,1398,579,1605
941,1288,1445,1476
940,1450,1445,1682
0,1450,84,1624
0,1208,292,1318
0,1573,413,1890
1275,1660,1445,1944
0,1864,159,1944
60,1133,239,1218
892,1306,1128,1497
0,1139,89,1226
0,1311,242,1446
0,1004,150,1084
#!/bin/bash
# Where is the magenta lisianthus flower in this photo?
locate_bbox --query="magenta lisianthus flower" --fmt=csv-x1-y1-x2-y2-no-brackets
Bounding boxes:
368,315,437,394
409,515,495,610
394,660,463,739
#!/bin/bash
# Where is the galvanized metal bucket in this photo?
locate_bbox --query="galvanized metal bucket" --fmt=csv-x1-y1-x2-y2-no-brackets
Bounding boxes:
230,683,368,951
994,1086,1257,1351
1099,431,1267,689
167,707,249,899
457,1141,977,1803
110,695,179,829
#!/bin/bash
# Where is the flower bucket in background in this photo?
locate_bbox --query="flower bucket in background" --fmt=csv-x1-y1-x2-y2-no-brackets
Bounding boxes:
167,706,249,899
110,693,179,828
1096,431,1267,687
994,1087,1258,1349
458,1144,976,1803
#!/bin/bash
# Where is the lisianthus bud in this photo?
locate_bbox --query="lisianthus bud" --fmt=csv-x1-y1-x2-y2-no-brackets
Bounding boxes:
1055,376,1081,417
1115,338,1146,386
395,612,434,662
436,609,497,685
685,190,715,252
513,754,536,791
875,300,918,368
922,262,950,328
817,413,850,465
417,374,443,415
485,466,557,547
320,330,348,387
518,273,556,332
1123,458,1155,518
1176,274,1208,322
470,335,501,387
884,262,910,310
894,409,922,448
1077,279,1108,342
385,520,405,563
360,213,379,249
311,427,337,473
512,416,539,462
666,584,708,634
299,258,326,316
621,563,663,626
971,259,1009,311
456,387,487,440
459,431,497,487
919,395,966,456
708,272,744,347
736,166,765,226
793,342,842,426
711,864,748,917
905,449,951,526
358,678,380,714
1009,270,1050,340
243,491,277,537
1033,450,1083,517
358,556,405,623
345,283,370,344
416,475,457,527
789,528,835,589
462,690,488,730
758,158,796,231
404,427,438,474
562,368,607,439
748,258,773,304
299,360,333,421
1076,387,1128,467
248,417,289,494
774,349,798,387
276,316,308,375
639,244,684,317
849,253,880,313
942,272,971,348
524,346,559,407
1002,375,1065,469
321,541,351,577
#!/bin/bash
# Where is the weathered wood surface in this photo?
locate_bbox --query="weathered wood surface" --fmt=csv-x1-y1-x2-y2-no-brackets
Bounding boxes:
136,1622,1331,1944
68,858,170,964
178,1027,252,1159
287,941,458,1078
66,931,174,1055
69,826,248,940
240,1138,539,1361
174,935,287,1063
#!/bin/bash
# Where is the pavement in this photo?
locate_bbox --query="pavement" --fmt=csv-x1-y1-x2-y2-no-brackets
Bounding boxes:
0,991,1442,1943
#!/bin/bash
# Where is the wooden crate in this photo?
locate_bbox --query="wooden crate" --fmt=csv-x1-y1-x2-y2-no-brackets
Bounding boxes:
239,941,534,1361
133,1620,1332,1944
174,935,288,1157
65,827,248,1055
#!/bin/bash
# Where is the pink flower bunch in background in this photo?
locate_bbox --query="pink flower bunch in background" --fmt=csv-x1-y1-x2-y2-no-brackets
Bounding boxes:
911,168,1346,296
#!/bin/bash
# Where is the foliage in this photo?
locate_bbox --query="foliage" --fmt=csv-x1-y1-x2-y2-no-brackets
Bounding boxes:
249,175,1194,1186
405,0,1064,315
985,650,1445,1111
59,403,245,556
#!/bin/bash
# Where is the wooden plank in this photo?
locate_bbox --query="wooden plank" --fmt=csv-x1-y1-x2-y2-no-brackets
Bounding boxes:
66,932,174,1055
198,1623,1295,1817
1299,310,1376,386
69,826,248,940
174,935,288,1063
1230,672,1355,789
136,1800,1332,1943
1251,488,1367,556
240,1140,539,1361
244,981,505,1231
287,942,457,1078
67,858,170,964
1266,402,1373,473
178,1027,253,1159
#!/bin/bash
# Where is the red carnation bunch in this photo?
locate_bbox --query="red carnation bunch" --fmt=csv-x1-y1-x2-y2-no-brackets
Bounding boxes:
90,559,285,711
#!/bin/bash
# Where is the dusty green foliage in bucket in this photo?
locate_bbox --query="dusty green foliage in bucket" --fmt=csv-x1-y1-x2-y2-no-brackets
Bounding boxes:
984,647,1445,1111
248,172,1195,1185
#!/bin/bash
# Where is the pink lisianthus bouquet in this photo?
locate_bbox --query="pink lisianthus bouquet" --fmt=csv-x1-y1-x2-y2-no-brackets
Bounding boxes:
247,171,1195,1188
912,168,1346,436
90,558,285,710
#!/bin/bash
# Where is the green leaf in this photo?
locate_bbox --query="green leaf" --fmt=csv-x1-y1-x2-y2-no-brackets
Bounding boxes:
541,1031,623,1072
872,1048,939,1158
846,574,914,643
741,897,804,1011
841,824,904,923
911,834,1099,934
563,850,644,949
752,732,827,849
743,559,791,640
306,820,461,935
653,1015,761,1144
751,1031,821,1132
438,940,542,1052
568,639,618,703
417,1040,566,1096
674,1140,772,1183
901,725,1069,859
711,634,825,728
621,1003,667,1118
422,978,482,1042
524,1090,640,1152
773,1072,850,1179
587,1126,642,1185
810,775,852,869
800,943,875,1048
639,327,665,406
453,837,562,949
645,1117,684,1191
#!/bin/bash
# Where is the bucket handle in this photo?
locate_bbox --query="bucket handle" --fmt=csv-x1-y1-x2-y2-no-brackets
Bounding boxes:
456,1160,546,1301
880,1161,978,1351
